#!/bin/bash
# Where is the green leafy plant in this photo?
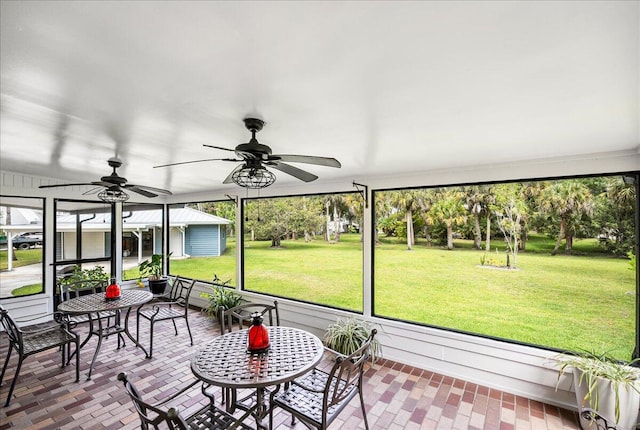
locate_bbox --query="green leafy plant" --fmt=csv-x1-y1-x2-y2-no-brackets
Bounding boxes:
323,317,382,363
59,265,109,286
479,253,487,265
138,254,170,280
200,274,242,320
553,350,640,425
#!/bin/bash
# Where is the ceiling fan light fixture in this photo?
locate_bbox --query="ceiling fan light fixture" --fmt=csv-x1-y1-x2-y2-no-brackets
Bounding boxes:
232,166,276,189
98,187,130,203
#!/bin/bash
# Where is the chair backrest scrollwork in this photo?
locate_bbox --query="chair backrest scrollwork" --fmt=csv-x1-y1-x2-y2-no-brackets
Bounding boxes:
324,329,377,410
0,305,22,350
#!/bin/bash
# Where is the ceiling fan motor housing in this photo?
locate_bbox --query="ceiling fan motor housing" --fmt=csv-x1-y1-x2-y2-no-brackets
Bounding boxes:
243,118,264,132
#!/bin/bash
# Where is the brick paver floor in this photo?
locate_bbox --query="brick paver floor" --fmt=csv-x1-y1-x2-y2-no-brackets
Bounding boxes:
0,306,580,429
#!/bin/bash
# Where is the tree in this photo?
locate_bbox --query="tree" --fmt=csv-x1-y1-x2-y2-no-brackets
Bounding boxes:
464,185,494,250
427,189,467,250
344,193,365,241
289,196,324,242
491,183,527,268
593,176,636,255
390,190,427,250
538,180,594,255
323,194,348,242
244,199,293,247
373,191,400,244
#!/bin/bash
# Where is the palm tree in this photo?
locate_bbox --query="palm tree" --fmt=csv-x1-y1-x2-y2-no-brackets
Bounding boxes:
391,190,426,250
464,185,494,250
324,194,347,242
538,180,594,255
428,189,467,250
595,176,637,254
344,192,364,241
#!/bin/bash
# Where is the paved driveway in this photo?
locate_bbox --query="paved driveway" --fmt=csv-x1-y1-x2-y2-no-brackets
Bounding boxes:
0,263,43,298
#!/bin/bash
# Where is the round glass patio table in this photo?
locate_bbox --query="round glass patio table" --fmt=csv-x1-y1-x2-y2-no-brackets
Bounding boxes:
191,326,324,429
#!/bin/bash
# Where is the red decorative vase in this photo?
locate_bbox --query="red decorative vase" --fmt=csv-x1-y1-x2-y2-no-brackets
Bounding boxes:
105,278,121,301
247,312,270,353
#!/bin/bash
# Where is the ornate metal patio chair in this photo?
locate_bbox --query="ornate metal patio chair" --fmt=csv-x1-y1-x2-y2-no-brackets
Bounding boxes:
220,300,280,335
136,277,196,358
269,329,377,430
117,372,253,430
0,304,80,407
220,301,280,409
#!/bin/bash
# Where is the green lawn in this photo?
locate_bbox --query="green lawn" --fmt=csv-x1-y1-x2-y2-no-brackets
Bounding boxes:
243,235,363,311
0,248,43,270
374,243,634,359
164,233,633,360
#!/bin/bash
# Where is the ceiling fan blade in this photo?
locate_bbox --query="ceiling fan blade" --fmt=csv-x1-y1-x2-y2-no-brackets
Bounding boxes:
203,144,236,152
203,143,259,161
270,154,342,168
125,186,158,198
223,164,244,184
269,161,318,182
39,181,104,189
82,186,104,195
124,183,172,195
154,158,239,168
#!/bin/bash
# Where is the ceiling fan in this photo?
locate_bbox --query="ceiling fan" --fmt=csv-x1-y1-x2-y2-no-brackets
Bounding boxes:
154,118,341,188
39,157,172,202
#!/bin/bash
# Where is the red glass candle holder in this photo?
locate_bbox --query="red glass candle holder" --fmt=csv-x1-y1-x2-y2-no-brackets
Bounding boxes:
247,312,270,353
105,278,121,301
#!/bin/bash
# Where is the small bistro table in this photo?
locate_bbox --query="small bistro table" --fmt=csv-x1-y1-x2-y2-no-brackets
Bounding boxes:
57,289,153,379
191,326,324,430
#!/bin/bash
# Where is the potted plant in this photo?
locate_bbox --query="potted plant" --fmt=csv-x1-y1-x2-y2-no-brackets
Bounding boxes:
323,317,382,363
138,254,168,294
553,351,640,430
200,274,243,323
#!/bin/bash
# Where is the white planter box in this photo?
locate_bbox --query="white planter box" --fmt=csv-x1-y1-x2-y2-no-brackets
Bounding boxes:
573,369,640,430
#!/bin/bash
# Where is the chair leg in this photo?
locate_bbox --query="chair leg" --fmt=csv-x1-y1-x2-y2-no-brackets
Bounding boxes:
4,356,24,407
148,320,154,359
61,341,66,367
359,388,369,430
136,313,140,343
171,319,178,336
74,338,80,382
184,317,193,346
0,346,13,386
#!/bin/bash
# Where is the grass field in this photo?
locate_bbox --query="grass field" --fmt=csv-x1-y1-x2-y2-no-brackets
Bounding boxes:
0,248,42,270
166,233,635,360
48,232,640,360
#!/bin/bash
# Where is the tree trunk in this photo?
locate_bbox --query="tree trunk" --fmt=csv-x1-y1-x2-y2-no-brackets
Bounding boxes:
512,214,520,268
324,202,330,241
333,205,341,242
519,230,527,251
485,214,491,252
551,217,566,256
473,213,482,250
406,209,413,250
565,232,573,254
446,223,454,250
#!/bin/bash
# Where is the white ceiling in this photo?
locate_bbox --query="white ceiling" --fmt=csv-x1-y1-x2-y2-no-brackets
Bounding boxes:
1,1,638,197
